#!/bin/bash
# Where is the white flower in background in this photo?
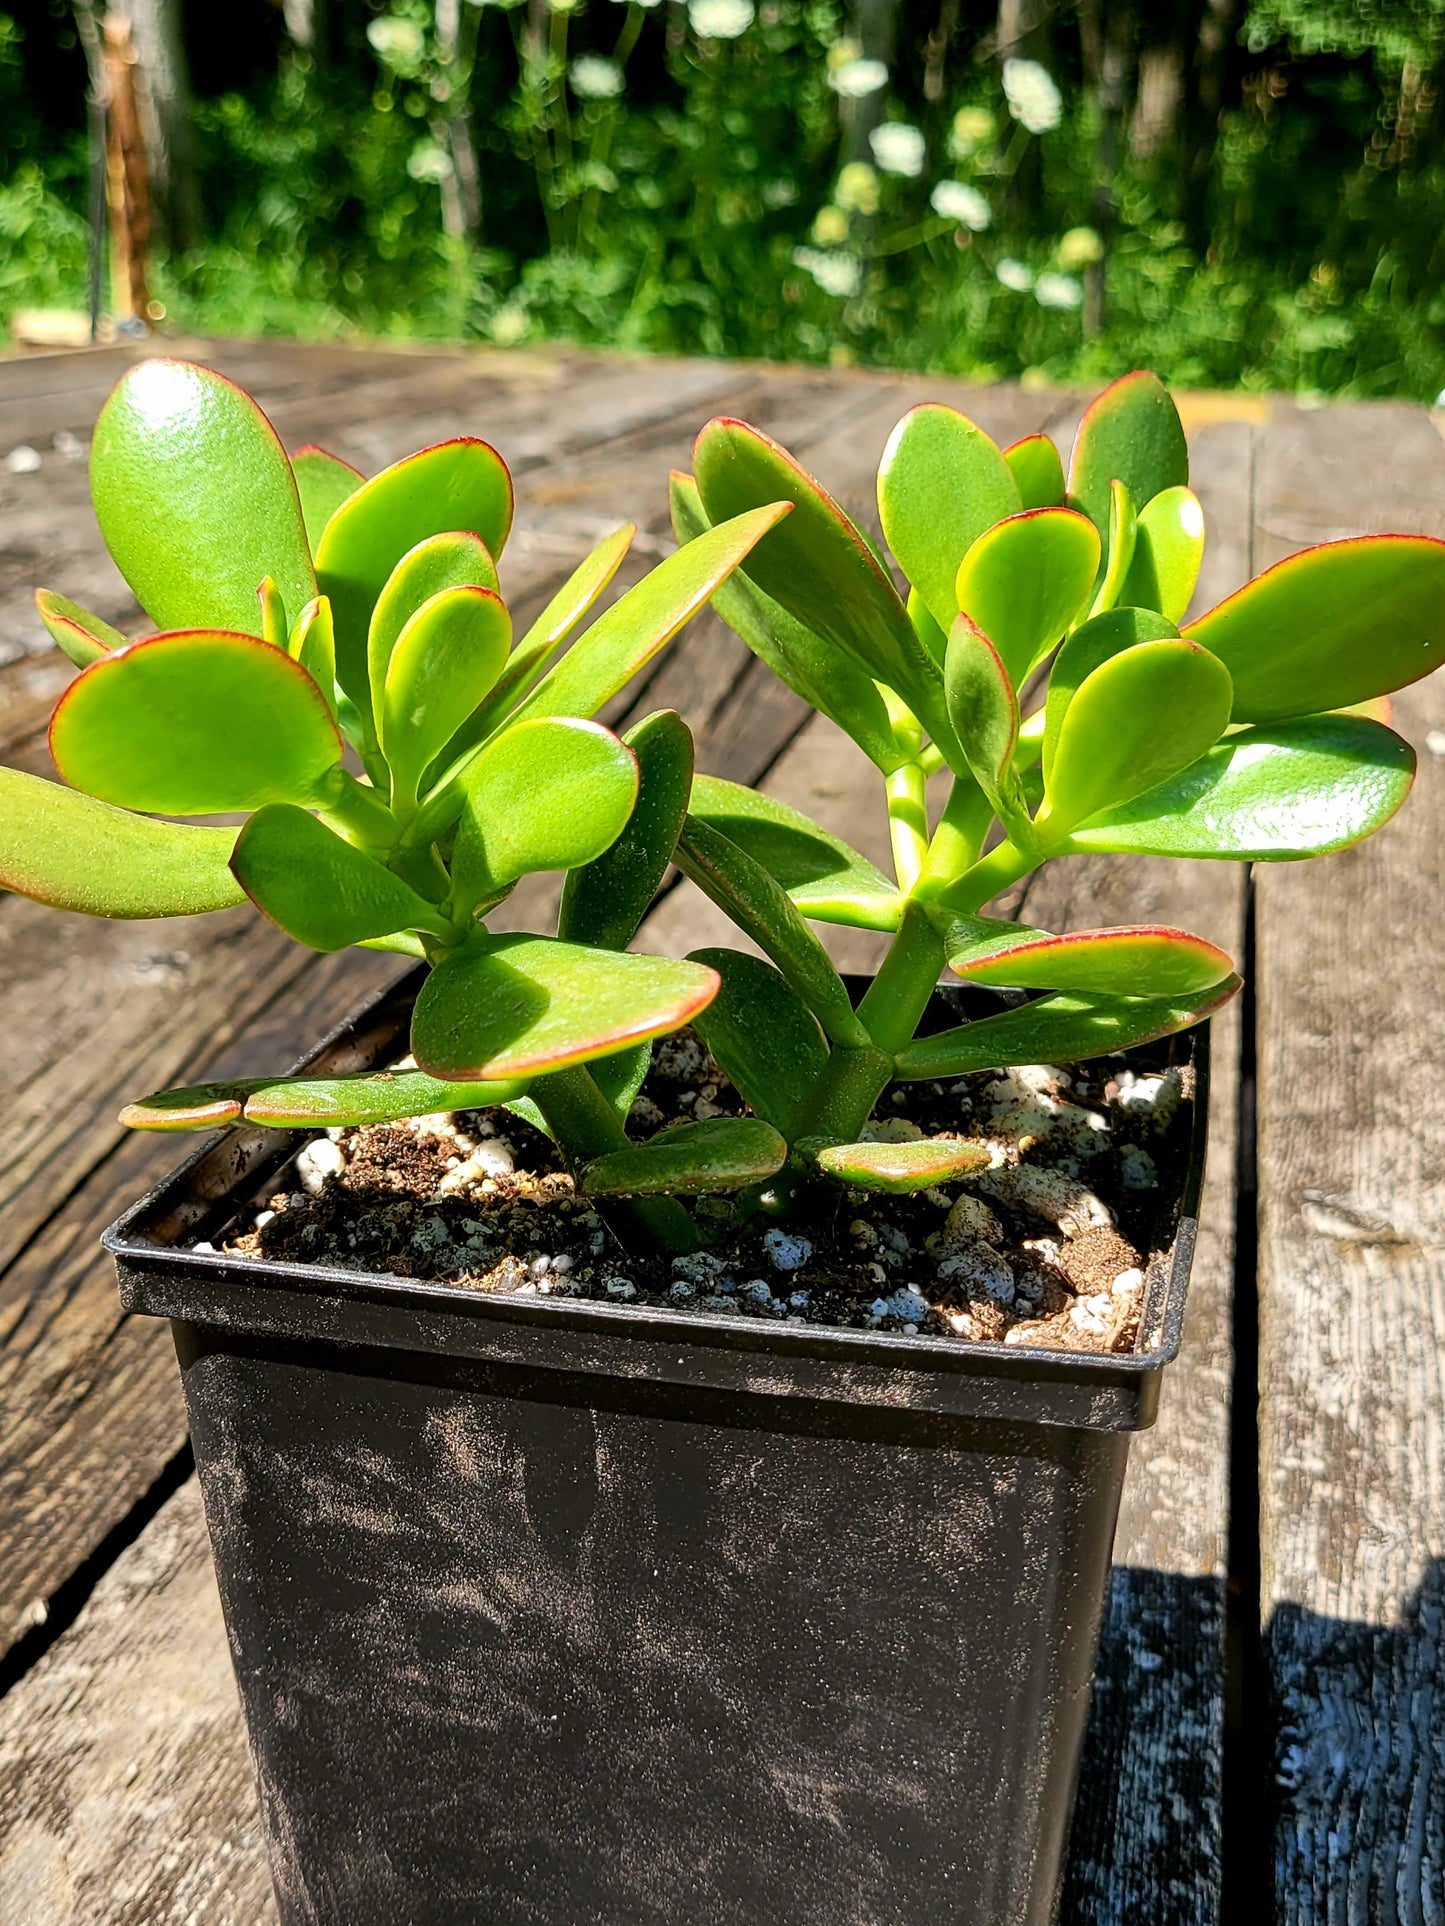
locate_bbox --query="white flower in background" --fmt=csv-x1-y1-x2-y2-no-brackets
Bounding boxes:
996,257,1033,292
949,105,995,156
367,16,425,67
930,180,991,230
1035,271,1083,309
689,0,753,38
1002,58,1063,134
830,58,888,99
1056,224,1103,270
835,160,879,215
570,55,624,98
811,205,850,246
869,122,925,178
792,247,863,298
406,142,453,184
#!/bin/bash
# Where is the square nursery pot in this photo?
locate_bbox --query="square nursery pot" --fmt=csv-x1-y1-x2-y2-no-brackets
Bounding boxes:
106,967,1210,1926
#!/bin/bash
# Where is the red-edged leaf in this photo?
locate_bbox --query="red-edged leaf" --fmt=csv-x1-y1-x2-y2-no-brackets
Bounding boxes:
946,916,1235,995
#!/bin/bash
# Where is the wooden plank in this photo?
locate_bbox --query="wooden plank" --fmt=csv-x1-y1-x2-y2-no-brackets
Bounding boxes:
1250,400,1445,1919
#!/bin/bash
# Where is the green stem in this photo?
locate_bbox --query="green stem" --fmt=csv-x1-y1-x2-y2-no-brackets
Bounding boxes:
885,761,928,892
533,1065,698,1256
315,767,399,854
941,836,1040,915
913,774,993,899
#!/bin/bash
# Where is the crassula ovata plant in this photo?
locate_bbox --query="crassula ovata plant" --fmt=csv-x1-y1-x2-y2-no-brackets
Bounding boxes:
2,364,1440,1264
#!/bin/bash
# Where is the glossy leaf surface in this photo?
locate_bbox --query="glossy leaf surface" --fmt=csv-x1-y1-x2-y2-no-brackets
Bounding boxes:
244,1068,527,1127
451,717,637,908
51,630,343,814
688,774,903,930
1184,535,1445,721
290,444,363,549
1089,479,1138,616
367,530,499,720
412,933,719,1081
671,473,900,770
316,438,513,717
687,947,828,1132
813,1137,992,1192
581,1117,786,1197
90,359,316,633
953,508,1100,687
289,596,336,705
1043,606,1179,780
559,709,693,950
1120,486,1205,622
36,589,125,668
0,766,243,916
895,977,1240,1081
381,586,511,809
1003,433,1066,509
946,915,1235,994
1039,639,1232,841
231,804,446,950
876,404,1022,631
480,523,635,726
674,817,868,1048
1063,715,1416,859
944,615,1018,815
1069,370,1188,568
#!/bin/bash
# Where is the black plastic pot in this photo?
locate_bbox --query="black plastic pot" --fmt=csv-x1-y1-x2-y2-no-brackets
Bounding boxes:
107,970,1208,1926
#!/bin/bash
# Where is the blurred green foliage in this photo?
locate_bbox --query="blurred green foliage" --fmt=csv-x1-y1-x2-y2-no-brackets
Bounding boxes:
5,0,1445,397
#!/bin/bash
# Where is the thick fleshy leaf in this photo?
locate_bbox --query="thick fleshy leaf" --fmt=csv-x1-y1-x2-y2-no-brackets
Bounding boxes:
559,709,693,950
953,508,1100,687
813,1137,992,1192
506,504,791,734
581,1117,786,1197
693,420,945,736
944,615,1018,816
1068,371,1188,578
412,933,719,1081
1183,534,1445,722
90,359,316,633
671,472,900,770
119,1079,269,1131
1039,639,1233,842
687,947,828,1133
1063,715,1416,860
0,766,243,916
507,1044,654,1139
481,524,636,729
380,587,511,810
876,404,1022,631
451,717,637,909
894,977,1241,1082
908,587,949,667
674,817,868,1048
316,438,514,719
1120,486,1205,623
687,774,903,930
256,576,288,648
230,803,447,951
50,630,344,814
1089,479,1138,616
945,915,1235,995
36,589,126,668
289,596,337,707
245,1068,527,1127
1043,606,1179,781
367,531,500,718
1003,433,1066,510
290,444,363,550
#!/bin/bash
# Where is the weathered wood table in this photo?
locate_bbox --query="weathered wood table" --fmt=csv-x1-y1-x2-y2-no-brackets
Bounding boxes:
0,339,1439,1924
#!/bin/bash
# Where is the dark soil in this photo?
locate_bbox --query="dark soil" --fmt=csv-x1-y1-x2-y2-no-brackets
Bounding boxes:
215,1028,1194,1354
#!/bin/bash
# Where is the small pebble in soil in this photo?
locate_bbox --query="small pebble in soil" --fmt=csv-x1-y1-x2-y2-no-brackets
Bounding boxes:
762,1229,812,1273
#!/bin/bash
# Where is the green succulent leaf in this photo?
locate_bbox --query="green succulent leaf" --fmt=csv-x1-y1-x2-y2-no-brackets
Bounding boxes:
412,932,720,1081
1120,486,1205,623
0,766,244,917
118,1067,529,1131
944,914,1235,995
366,530,500,722
451,716,638,910
290,443,364,550
674,816,869,1048
90,359,317,634
1043,606,1179,781
1062,714,1417,860
953,507,1100,687
907,586,949,668
1068,370,1188,579
812,1137,992,1192
1183,534,1445,721
118,1079,270,1131
559,709,693,950
1038,639,1233,842
687,774,903,930
1089,479,1138,616
289,595,337,707
686,947,828,1133
316,438,514,722
509,1043,654,1138
381,586,511,811
944,614,1020,819
581,1116,786,1197
478,523,636,731
50,630,344,815
894,977,1241,1081
256,576,289,649
36,589,126,668
1002,433,1067,510
230,803,447,951
876,403,1022,632
670,472,901,771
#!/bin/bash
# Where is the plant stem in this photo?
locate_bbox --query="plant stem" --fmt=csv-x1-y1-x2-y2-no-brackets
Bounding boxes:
942,836,1039,914
885,760,928,892
316,767,399,853
533,1064,698,1255
912,773,992,898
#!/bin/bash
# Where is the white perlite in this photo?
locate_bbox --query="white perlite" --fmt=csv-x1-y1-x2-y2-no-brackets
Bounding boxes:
978,1165,1113,1235
296,1138,346,1194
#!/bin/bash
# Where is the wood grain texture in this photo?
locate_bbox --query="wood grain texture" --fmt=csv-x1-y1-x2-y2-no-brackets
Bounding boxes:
1251,400,1445,1920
